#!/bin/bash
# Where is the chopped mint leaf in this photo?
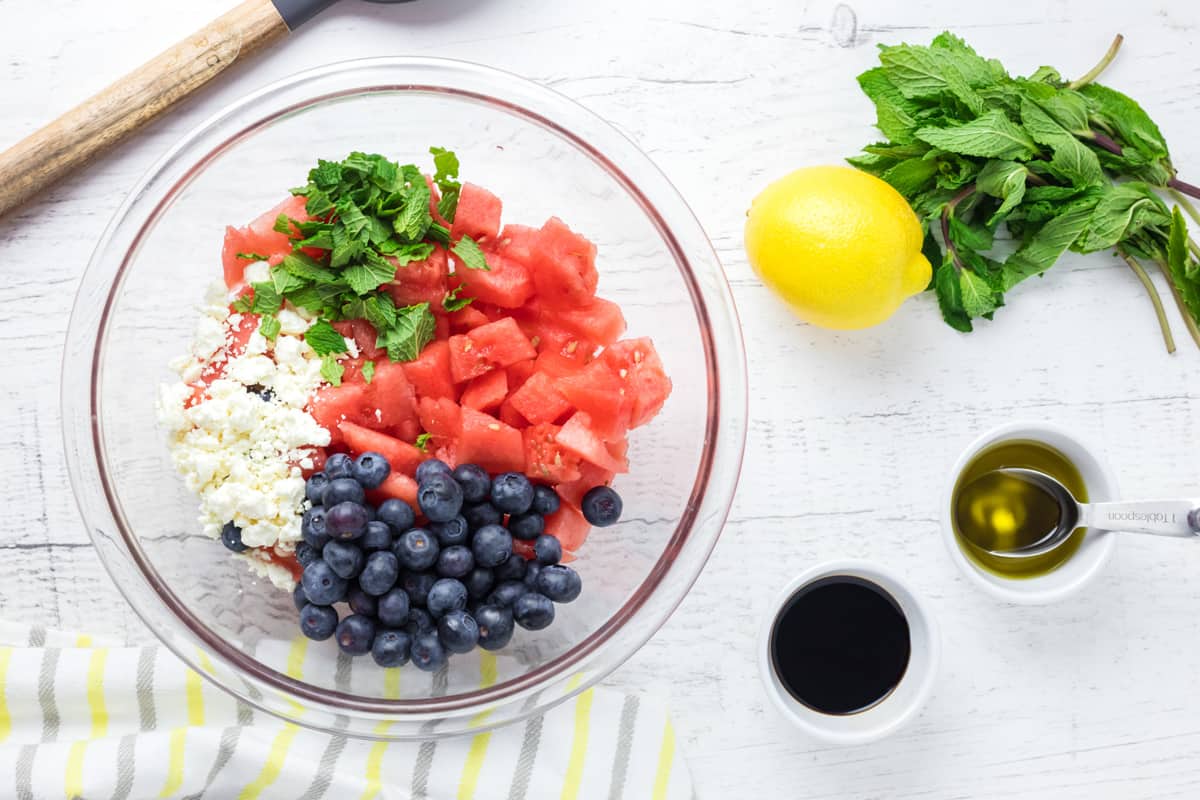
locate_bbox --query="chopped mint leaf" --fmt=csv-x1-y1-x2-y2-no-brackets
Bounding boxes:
236,251,269,261
451,235,490,271
231,294,253,314
380,303,436,362
270,265,308,295
344,256,398,295
249,282,283,315
273,214,295,236
427,222,452,246
442,283,473,312
415,432,432,451
320,354,344,387
430,146,462,221
259,315,281,341
305,318,350,357
361,360,376,384
363,293,397,332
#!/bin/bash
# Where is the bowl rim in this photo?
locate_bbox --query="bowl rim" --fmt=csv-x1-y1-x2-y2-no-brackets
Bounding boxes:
62,56,748,734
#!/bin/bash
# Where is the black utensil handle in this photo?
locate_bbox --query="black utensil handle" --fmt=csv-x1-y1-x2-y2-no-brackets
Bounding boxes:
272,0,340,29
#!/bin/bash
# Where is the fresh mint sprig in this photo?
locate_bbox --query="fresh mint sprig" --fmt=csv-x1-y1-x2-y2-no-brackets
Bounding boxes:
849,32,1200,352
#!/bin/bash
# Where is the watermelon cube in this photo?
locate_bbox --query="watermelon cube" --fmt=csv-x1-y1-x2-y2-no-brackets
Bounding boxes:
416,396,462,439
447,305,491,333
451,183,503,242
449,248,534,308
448,334,495,384
367,360,418,432
529,217,599,307
467,317,537,367
554,412,628,473
497,224,539,266
460,369,508,412
338,421,425,477
602,338,672,428
556,462,616,508
509,372,572,425
221,195,309,290
533,332,596,377
544,297,626,346
523,423,583,484
459,407,525,474
554,361,627,438
367,472,419,508
387,246,448,307
402,340,456,400
545,503,591,552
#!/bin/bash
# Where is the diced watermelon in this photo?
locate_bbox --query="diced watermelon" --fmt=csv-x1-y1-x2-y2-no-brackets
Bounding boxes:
509,372,572,425
601,338,672,428
533,332,596,377
338,421,425,477
460,369,508,412
416,396,462,439
402,340,455,400
368,360,418,432
451,183,502,242
466,317,537,367
498,400,526,429
448,334,495,384
458,407,525,474
310,382,372,445
221,195,309,290
432,441,458,469
545,503,591,551
554,412,628,473
303,447,328,477
554,361,627,438
367,472,419,508
387,246,448,307
450,248,534,308
333,319,384,360
447,305,491,333
506,359,536,391
545,297,626,346
523,423,583,484
529,217,599,307
496,224,539,266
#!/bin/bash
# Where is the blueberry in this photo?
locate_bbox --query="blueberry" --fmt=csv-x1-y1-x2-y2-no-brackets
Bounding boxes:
426,578,468,619
494,554,527,582
491,472,534,515
371,629,411,668
404,607,434,636
377,498,416,534
581,486,622,527
475,605,515,651
360,521,393,552
326,501,369,540
453,464,491,503
220,522,248,553
305,472,331,505
536,564,582,603
401,571,435,607
323,477,366,507
508,512,544,541
348,583,378,617
323,540,364,580
295,541,320,567
523,562,543,590
418,474,464,523
394,529,439,571
463,502,503,531
436,545,474,579
247,384,275,402
301,560,347,605
359,550,400,596
472,524,513,568
530,484,561,516
299,603,338,641
464,567,495,600
352,451,391,489
513,592,555,630
486,580,528,609
292,582,308,611
376,587,411,627
335,614,376,655
437,609,480,654
410,631,448,672
302,506,330,549
533,535,562,565
416,458,454,485
324,453,354,479
431,516,470,547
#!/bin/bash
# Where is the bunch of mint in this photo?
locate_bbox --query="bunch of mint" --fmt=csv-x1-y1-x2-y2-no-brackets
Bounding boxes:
849,32,1200,352
233,148,489,383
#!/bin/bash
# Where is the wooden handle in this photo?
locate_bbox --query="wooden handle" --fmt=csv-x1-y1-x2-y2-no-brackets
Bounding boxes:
0,0,289,217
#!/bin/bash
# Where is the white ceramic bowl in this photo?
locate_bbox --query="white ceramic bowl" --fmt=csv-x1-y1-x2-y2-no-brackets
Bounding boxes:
757,560,940,746
940,421,1118,605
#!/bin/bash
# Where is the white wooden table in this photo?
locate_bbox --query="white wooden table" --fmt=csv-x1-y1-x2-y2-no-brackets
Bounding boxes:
3,1,1200,797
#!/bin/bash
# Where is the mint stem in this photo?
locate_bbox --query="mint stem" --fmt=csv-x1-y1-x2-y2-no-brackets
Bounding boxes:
1167,177,1200,201
1118,248,1176,354
940,185,978,273
1089,131,1124,155
1154,258,1200,350
1170,189,1200,227
1069,34,1124,89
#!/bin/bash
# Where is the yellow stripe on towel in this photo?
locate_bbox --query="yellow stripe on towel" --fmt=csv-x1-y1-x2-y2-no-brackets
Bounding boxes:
651,719,676,800
64,642,109,798
360,667,403,800
238,637,308,800
560,675,595,800
457,653,499,800
0,647,11,743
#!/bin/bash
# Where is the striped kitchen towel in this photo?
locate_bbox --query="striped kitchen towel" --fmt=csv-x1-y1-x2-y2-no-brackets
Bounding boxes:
0,623,691,799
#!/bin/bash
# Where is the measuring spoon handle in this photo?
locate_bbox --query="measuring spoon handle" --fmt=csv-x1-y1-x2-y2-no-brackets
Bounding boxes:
1079,500,1200,538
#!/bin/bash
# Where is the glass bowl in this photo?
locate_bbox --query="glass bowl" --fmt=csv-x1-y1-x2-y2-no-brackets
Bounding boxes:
63,57,746,739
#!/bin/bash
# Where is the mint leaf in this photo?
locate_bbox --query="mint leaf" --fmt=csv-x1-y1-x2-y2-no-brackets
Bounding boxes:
396,182,433,242
361,360,376,384
430,147,460,186
320,354,344,387
1165,208,1200,324
915,110,1038,160
878,43,988,114
273,214,295,236
363,293,397,333
1003,202,1095,289
270,265,308,295
280,252,340,284
231,294,253,314
975,160,1028,224
236,252,268,261
933,260,972,332
442,283,474,312
343,256,398,295
415,432,432,451
1079,83,1170,161
857,68,923,144
381,303,436,362
880,157,938,195
384,241,435,266
258,315,281,341
250,282,283,314
305,318,350,357
959,264,1002,318
451,235,490,271
1019,98,1103,186
1075,183,1170,253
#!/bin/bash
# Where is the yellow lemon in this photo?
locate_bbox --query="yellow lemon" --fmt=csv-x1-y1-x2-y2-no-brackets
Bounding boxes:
745,165,931,330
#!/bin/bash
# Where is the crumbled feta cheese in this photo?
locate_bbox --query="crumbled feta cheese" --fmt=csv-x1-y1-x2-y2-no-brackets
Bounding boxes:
191,317,226,360
276,308,311,336
237,550,298,591
244,261,271,285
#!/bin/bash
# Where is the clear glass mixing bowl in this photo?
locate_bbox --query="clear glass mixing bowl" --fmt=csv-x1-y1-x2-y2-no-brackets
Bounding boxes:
62,57,746,739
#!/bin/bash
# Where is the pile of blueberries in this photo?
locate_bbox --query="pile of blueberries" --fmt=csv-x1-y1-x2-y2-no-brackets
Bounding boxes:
270,451,621,670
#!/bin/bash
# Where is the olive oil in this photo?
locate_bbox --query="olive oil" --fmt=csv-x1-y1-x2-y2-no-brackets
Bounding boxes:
952,439,1087,578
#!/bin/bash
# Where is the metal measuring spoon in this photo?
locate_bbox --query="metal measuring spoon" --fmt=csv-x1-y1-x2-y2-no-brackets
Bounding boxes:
0,0,417,216
980,467,1200,559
